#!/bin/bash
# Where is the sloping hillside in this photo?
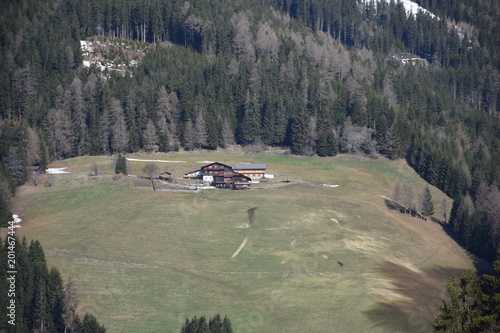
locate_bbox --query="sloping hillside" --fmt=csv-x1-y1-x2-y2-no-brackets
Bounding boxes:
10,152,480,332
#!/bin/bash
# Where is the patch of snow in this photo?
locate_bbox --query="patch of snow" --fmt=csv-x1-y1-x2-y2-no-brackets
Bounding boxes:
195,161,215,164
46,168,71,174
80,40,95,52
398,0,435,17
362,0,436,19
321,184,339,188
12,214,22,223
126,158,186,163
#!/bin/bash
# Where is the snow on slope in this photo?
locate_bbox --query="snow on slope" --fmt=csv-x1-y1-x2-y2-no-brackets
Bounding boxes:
396,0,435,18
363,0,436,19
46,167,71,174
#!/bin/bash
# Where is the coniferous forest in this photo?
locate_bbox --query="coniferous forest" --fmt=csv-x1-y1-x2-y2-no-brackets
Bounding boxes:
0,236,106,332
1,0,499,266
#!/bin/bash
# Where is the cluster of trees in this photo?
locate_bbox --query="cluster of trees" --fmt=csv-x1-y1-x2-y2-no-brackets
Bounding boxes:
449,184,500,261
391,183,436,220
181,314,233,333
0,0,499,260
0,236,105,332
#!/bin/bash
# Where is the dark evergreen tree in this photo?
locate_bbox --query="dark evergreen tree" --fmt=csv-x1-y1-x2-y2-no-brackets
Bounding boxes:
115,154,127,174
420,186,435,220
433,260,500,332
316,131,338,157
290,114,308,155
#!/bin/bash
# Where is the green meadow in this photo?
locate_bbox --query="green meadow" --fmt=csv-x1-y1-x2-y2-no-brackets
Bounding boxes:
13,151,474,332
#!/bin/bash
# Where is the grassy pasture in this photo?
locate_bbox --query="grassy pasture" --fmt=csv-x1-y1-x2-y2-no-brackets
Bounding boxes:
10,152,474,332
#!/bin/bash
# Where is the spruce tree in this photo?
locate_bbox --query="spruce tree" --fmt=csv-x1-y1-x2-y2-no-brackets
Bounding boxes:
290,115,308,155
420,186,435,219
115,154,127,175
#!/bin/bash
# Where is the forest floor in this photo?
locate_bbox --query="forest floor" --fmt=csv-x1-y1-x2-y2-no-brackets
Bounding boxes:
8,150,476,333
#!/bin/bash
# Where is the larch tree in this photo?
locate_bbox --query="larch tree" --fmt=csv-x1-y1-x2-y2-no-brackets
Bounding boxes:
219,118,235,148
143,119,158,153
45,108,71,160
109,99,129,154
231,11,255,59
70,77,87,155
255,21,279,61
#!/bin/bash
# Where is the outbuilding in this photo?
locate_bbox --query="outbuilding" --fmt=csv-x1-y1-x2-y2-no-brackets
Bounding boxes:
233,163,267,179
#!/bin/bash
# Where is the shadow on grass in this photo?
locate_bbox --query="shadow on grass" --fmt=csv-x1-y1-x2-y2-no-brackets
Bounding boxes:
430,217,495,275
363,261,470,333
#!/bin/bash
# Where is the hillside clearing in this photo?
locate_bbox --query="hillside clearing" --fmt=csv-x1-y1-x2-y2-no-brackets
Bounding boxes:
8,152,475,333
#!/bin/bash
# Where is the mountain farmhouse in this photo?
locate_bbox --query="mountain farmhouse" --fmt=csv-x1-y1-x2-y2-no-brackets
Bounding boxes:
183,162,267,189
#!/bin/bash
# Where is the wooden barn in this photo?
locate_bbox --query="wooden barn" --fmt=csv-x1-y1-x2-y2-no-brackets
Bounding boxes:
233,163,267,179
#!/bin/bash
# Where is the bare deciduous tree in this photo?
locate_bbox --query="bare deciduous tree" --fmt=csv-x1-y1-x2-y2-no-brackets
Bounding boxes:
91,163,99,176
475,183,500,248
143,163,159,191
46,108,71,160
63,278,78,333
109,98,129,153
70,77,87,155
26,127,41,166
231,11,255,59
256,21,279,61
219,118,235,148
340,118,376,155
402,184,415,214
143,119,158,153
156,86,180,146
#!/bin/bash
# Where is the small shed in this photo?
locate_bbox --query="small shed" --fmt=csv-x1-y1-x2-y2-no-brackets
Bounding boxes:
159,171,172,180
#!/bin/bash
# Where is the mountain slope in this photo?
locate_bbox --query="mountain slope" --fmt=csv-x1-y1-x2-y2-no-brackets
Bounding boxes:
0,0,499,257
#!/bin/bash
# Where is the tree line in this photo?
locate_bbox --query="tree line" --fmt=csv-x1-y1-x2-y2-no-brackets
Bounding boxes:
0,0,499,261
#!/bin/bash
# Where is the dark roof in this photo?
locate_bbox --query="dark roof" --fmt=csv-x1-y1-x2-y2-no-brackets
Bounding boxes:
233,163,267,170
201,162,233,169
